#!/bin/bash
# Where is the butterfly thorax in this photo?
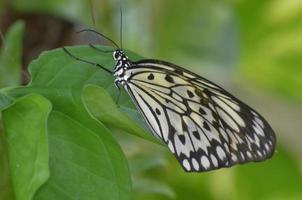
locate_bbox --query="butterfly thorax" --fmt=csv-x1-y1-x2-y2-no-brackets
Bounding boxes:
113,49,132,86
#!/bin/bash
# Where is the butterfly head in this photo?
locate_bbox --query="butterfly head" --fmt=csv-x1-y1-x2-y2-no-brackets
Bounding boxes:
113,49,130,69
113,49,126,61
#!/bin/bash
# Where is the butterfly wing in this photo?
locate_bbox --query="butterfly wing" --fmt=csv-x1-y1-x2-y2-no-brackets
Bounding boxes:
123,59,276,172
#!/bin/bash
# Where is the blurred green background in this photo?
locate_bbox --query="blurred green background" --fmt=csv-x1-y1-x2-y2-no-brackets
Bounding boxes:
0,0,302,200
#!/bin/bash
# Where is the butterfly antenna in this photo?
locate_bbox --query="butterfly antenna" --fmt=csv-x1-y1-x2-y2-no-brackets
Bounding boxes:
88,43,113,53
76,29,120,49
120,7,123,49
89,0,96,28
62,47,113,75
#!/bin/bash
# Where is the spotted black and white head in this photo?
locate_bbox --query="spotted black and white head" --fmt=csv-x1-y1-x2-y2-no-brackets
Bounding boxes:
113,49,124,61
113,49,131,76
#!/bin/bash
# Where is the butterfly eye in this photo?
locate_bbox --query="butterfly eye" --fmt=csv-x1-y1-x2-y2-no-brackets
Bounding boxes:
113,51,120,60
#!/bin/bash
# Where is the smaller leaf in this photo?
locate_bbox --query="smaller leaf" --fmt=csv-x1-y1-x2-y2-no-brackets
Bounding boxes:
0,92,13,112
133,178,175,200
2,94,51,200
82,84,161,145
129,154,166,175
0,20,24,87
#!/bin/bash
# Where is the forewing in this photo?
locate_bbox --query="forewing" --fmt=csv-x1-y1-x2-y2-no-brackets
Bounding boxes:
124,59,276,172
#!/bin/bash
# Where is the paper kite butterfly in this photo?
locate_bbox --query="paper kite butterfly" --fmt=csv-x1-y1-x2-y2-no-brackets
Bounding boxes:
63,29,276,172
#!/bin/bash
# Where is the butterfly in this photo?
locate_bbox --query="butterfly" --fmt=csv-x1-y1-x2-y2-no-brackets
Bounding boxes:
63,30,276,172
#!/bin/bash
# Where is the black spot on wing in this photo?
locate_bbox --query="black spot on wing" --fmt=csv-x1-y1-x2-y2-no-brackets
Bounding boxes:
193,130,201,140
147,73,154,80
178,135,186,145
187,90,194,98
199,107,206,115
212,121,220,129
165,75,174,83
168,125,177,140
181,119,188,131
203,121,211,131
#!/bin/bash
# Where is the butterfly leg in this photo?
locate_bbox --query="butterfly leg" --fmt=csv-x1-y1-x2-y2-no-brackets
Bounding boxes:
62,47,113,74
114,80,121,106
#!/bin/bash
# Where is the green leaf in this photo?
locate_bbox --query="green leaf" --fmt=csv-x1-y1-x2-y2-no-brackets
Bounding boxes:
0,130,14,200
2,94,51,200
1,45,148,200
6,45,158,143
0,20,24,87
34,111,132,200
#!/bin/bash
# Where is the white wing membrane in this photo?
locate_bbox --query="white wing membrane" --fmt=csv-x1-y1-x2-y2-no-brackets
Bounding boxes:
124,59,276,172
